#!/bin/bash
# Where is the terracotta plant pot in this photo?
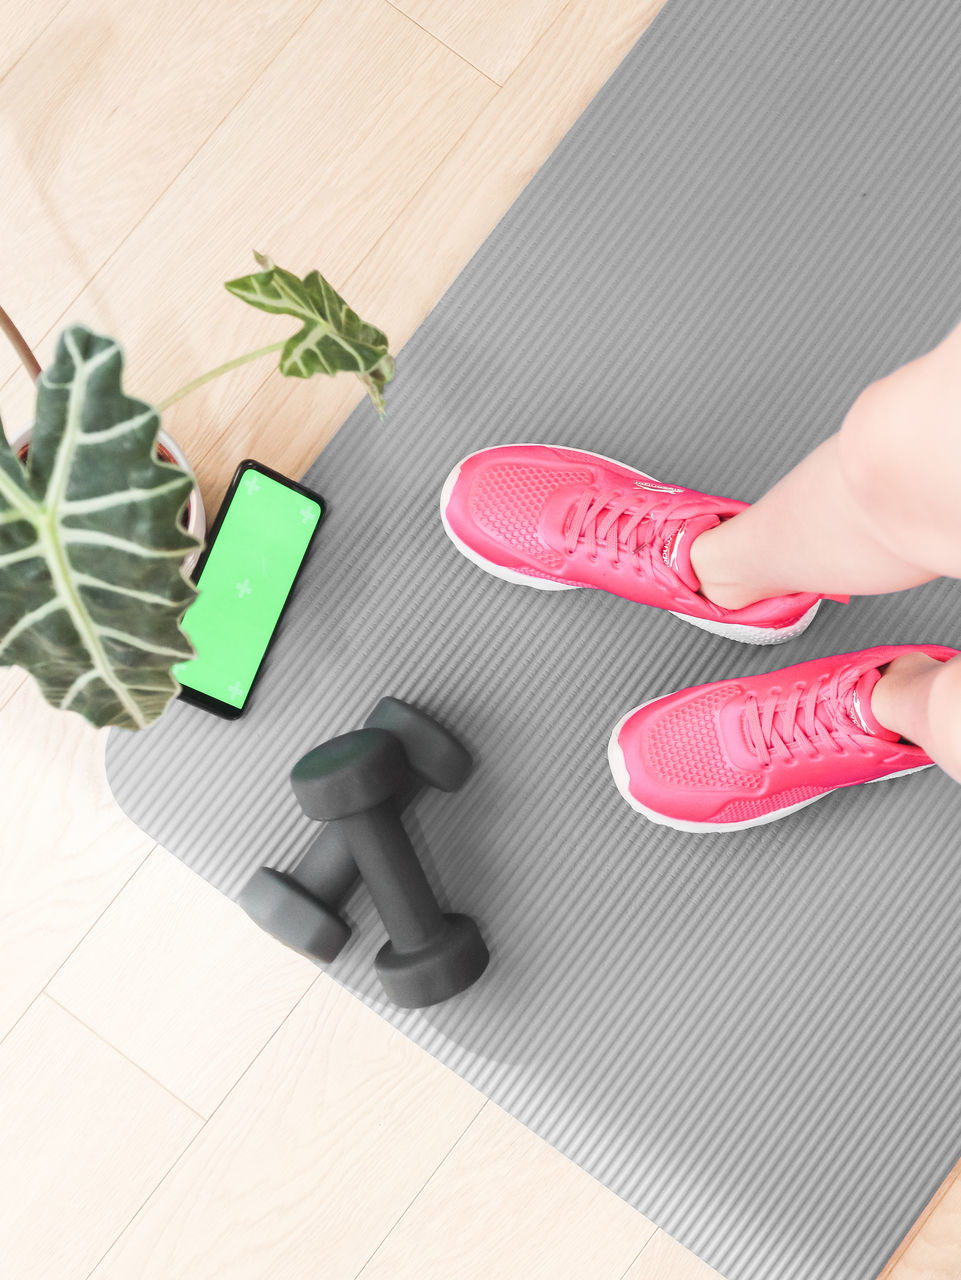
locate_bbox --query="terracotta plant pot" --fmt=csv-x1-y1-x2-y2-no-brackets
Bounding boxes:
10,426,206,577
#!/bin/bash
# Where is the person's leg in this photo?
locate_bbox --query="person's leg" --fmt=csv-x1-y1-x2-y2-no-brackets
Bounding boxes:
871,650,961,785
689,319,961,606
688,320,961,787
689,433,940,604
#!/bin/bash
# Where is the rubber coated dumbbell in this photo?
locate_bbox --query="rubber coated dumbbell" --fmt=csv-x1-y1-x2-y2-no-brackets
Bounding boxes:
237,699,472,962
291,728,489,1008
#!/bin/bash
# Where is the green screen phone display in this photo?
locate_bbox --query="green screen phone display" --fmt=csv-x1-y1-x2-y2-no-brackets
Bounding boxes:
173,463,323,716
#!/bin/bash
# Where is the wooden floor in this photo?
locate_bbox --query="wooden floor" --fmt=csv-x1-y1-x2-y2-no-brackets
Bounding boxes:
1,1,958,1276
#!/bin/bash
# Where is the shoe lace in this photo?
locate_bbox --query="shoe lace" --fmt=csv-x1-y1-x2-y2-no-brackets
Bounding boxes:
743,669,876,767
564,488,679,576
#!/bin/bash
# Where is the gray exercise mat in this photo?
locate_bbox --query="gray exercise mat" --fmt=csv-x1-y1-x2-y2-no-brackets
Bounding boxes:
106,3,961,1277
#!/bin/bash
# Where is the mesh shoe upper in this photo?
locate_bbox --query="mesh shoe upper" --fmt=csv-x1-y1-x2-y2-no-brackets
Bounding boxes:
467,459,594,571
610,644,959,829
442,443,830,630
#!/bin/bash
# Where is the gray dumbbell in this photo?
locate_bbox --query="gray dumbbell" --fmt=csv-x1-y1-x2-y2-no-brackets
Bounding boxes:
238,698,471,962
292,727,489,1008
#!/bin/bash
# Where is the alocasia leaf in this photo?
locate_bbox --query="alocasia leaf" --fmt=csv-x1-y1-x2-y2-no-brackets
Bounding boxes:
0,325,200,729
224,252,395,418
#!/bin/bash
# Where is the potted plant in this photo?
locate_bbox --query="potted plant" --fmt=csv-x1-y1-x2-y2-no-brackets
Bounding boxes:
0,253,394,731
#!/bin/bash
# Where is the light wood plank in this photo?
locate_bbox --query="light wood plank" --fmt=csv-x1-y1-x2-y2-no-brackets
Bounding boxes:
880,1162,961,1280
90,975,486,1280
192,359,367,502
0,0,499,498
358,1100,658,1279
1,0,70,83
195,0,669,492
0,664,27,710
0,0,320,391
622,1229,724,1280
0,995,201,1280
48,848,317,1116
341,0,669,364
0,676,154,1038
0,368,34,451
388,0,569,85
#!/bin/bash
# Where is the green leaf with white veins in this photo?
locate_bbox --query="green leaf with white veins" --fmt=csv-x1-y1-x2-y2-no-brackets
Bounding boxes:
224,252,395,418
0,325,200,730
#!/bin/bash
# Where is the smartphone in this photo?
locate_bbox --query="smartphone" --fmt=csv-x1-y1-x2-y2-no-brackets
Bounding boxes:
172,460,325,719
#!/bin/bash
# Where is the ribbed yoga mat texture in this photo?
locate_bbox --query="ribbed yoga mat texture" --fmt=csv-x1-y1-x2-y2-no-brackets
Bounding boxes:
107,3,961,1278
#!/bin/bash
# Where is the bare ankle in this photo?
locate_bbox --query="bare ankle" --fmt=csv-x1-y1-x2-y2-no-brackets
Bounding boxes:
870,652,942,744
689,526,773,611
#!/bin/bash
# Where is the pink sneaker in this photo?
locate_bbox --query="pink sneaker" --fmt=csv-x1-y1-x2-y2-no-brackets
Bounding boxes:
608,644,958,832
440,444,841,644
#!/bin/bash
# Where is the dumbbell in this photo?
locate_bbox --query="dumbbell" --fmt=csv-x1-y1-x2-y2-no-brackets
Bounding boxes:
238,698,472,962
292,727,489,1008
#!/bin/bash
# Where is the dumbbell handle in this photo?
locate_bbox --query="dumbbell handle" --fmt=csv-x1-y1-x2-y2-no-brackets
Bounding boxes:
336,800,448,954
290,821,357,904
286,773,424,905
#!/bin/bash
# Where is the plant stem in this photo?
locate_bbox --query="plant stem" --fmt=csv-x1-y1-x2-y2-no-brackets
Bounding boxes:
0,304,41,382
156,340,286,412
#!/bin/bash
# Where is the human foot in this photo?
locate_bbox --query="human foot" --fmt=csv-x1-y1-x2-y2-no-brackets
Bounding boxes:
440,444,834,644
608,643,959,831
869,650,945,743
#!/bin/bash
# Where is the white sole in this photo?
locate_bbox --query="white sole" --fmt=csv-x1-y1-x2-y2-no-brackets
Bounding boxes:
607,696,933,834
439,444,819,644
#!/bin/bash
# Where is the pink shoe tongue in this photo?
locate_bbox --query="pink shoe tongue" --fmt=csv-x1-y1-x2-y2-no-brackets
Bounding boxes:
663,513,721,591
847,668,900,741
